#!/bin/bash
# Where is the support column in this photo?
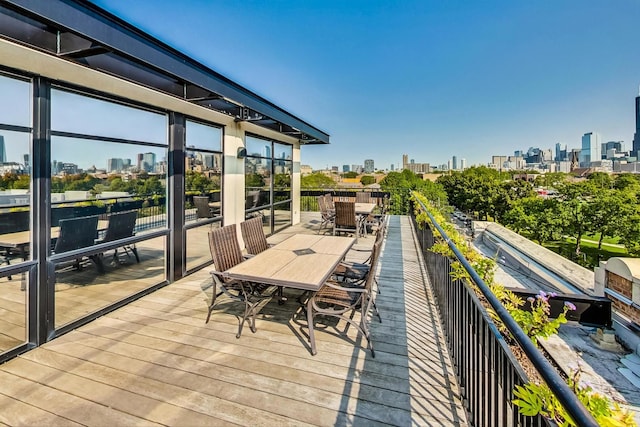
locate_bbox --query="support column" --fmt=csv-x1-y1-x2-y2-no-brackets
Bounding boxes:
223,122,246,228
168,112,185,282
292,141,301,225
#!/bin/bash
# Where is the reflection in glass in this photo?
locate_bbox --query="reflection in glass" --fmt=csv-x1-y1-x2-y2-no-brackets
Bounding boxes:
51,89,167,143
246,135,271,158
0,130,31,263
0,74,30,127
186,221,220,271
273,142,292,161
54,235,167,328
186,120,222,151
246,209,272,237
274,202,292,233
245,158,271,209
185,150,222,223
0,271,28,352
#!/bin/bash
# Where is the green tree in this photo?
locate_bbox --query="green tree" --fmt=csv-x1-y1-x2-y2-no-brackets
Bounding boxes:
343,171,357,178
301,172,335,188
587,172,613,190
555,181,596,255
360,175,375,186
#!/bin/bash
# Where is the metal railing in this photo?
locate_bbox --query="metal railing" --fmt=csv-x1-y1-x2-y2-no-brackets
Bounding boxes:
411,197,597,427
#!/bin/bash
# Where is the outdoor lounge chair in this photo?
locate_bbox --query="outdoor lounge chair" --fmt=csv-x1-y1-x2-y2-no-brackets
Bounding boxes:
306,231,382,356
96,210,139,263
332,201,364,241
206,224,274,338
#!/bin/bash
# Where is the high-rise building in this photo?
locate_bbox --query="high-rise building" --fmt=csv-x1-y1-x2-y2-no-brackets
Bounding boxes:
342,164,350,173
0,135,5,163
364,159,374,173
402,154,409,168
460,158,467,170
602,141,624,159
633,88,640,157
452,156,458,170
555,143,567,161
580,132,601,167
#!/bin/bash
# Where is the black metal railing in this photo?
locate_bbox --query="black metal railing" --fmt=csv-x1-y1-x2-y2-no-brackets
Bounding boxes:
411,196,597,427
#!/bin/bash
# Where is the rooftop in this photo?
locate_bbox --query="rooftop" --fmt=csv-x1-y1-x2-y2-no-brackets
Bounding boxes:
0,215,468,426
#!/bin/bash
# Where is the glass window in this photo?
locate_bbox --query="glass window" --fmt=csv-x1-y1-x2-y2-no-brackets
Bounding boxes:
245,157,271,210
186,120,222,151
0,74,30,127
246,136,271,158
51,89,167,143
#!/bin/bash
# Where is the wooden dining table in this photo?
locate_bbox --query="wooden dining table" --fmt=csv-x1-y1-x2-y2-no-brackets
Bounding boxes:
224,234,355,291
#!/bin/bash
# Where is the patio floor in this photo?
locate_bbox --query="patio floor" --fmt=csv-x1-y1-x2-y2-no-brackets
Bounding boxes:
0,215,468,426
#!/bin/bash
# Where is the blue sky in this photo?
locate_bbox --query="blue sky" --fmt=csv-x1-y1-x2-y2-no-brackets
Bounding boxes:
93,0,640,170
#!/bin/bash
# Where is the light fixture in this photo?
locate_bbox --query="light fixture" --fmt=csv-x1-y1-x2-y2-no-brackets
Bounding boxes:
237,147,247,159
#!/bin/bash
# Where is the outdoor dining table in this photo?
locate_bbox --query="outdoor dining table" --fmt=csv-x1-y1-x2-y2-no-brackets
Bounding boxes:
223,233,355,351
354,202,376,215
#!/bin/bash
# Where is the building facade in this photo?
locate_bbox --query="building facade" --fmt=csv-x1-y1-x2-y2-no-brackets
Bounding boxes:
0,1,328,362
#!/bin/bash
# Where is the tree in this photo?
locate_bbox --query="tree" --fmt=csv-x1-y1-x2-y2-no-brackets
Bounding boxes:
587,172,613,190
300,172,335,189
343,171,357,178
360,175,375,186
555,181,596,255
587,189,635,251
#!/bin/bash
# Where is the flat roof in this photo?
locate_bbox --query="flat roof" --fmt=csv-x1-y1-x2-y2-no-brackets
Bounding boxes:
0,0,329,144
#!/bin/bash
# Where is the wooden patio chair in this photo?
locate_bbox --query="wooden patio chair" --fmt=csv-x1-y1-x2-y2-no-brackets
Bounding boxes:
332,201,364,241
317,195,335,234
96,210,139,263
306,230,382,356
206,224,273,338
240,215,271,256
324,193,335,211
355,191,371,203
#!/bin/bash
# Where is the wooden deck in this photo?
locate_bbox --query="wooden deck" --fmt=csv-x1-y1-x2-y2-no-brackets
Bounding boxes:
0,215,468,426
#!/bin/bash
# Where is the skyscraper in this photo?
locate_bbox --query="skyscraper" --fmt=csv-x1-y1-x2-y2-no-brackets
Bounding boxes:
580,132,601,167
364,159,374,173
452,156,458,170
0,135,5,163
633,88,640,157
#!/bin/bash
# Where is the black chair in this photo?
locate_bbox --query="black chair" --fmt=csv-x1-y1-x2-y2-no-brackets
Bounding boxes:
53,215,104,273
96,210,139,263
194,196,215,219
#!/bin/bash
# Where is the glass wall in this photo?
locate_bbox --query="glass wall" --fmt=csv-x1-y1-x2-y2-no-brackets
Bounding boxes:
0,73,31,353
184,119,223,271
245,135,292,234
50,88,168,328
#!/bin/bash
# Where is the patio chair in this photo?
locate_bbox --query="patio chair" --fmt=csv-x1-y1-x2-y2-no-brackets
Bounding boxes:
194,195,215,219
332,201,364,241
333,218,386,283
53,215,104,274
306,228,381,356
240,215,271,256
317,195,335,234
96,210,139,263
324,193,335,211
355,191,371,203
206,224,274,338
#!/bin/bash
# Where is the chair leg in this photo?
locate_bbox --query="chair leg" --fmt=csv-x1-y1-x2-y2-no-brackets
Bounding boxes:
205,281,218,324
307,298,318,355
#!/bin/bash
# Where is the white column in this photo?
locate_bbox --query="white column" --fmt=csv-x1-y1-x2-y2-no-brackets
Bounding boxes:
292,141,301,225
223,122,246,228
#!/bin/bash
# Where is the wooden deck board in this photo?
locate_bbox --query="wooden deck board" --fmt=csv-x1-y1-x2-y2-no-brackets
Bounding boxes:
0,215,468,426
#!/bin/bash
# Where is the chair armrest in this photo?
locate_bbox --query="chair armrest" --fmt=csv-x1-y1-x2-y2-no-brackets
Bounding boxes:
323,280,368,293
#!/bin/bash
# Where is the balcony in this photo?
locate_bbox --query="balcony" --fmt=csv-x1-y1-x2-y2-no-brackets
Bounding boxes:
0,213,469,426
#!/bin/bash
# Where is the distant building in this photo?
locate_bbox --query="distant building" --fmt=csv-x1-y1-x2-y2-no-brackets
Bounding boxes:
300,165,313,176
342,164,350,173
460,158,467,170
492,155,508,170
580,132,601,167
452,156,458,170
633,89,640,157
555,143,568,161
602,141,625,159
364,159,374,173
0,135,5,163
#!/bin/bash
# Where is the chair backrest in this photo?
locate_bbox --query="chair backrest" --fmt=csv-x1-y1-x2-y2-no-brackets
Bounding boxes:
193,196,212,219
364,239,382,293
334,201,357,228
208,224,244,272
317,195,330,217
355,192,371,203
324,193,334,210
240,216,269,255
102,210,137,242
54,215,99,254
